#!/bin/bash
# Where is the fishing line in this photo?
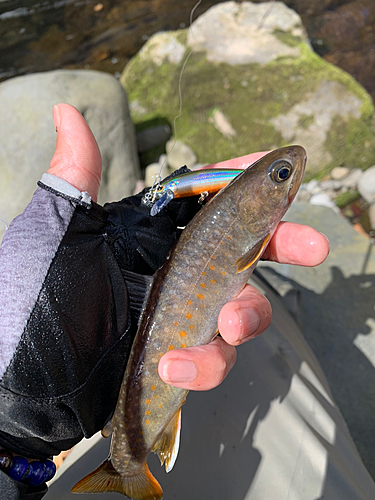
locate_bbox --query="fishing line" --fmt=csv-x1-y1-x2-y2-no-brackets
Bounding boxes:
152,0,202,194
0,219,8,232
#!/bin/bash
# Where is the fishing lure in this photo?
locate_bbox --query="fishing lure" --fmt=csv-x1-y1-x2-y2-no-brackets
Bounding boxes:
143,168,242,216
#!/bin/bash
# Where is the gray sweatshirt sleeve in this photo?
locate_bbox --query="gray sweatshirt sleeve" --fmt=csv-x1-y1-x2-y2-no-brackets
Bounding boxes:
0,174,91,381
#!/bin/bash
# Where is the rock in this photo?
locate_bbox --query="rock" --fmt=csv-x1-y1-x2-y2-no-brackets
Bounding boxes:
258,200,375,479
309,193,340,213
340,168,363,189
319,179,342,191
0,70,140,232
136,125,171,153
144,162,170,187
121,1,375,177
369,204,375,230
358,166,375,204
331,167,350,180
187,1,305,65
165,140,197,170
304,179,320,194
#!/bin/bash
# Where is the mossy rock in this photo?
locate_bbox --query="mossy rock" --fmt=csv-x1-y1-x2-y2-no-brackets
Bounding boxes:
121,1,375,179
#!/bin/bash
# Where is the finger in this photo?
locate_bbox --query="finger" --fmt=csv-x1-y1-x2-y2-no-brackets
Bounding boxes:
205,151,269,170
262,221,330,267
47,103,102,202
218,284,272,346
158,337,236,391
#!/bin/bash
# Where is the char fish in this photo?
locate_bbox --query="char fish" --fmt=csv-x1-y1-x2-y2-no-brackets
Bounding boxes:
72,146,306,499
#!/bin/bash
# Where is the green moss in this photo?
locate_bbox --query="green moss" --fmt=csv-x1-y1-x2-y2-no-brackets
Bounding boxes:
273,30,302,48
298,114,314,129
335,190,360,208
324,115,375,173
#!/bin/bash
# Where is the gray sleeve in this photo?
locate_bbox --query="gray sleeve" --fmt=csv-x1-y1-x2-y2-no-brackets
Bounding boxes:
0,175,92,380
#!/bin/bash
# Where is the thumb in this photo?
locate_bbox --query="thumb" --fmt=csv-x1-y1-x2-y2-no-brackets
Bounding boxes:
47,103,102,202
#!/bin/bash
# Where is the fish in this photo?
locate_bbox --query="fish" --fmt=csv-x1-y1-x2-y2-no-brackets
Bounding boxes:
72,145,306,499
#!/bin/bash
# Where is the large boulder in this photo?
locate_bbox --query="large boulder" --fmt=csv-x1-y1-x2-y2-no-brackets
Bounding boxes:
0,69,140,234
121,1,375,180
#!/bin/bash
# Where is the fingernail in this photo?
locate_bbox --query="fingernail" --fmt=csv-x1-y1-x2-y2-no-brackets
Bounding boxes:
52,105,61,132
238,307,260,341
162,360,197,383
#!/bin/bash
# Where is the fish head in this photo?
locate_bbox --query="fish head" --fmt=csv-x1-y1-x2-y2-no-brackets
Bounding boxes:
235,145,306,235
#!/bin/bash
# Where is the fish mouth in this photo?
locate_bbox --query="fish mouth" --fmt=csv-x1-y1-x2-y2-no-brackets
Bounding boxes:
287,145,307,203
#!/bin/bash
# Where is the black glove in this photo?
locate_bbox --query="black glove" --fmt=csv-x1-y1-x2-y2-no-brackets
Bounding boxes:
0,169,200,497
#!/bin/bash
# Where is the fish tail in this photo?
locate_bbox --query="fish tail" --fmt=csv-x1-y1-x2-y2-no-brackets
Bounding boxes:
71,459,163,499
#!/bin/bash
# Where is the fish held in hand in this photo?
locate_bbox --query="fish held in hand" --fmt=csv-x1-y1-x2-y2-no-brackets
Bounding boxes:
72,146,306,499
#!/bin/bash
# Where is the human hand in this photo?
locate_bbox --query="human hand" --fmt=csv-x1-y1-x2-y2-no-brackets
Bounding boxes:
49,105,329,393
157,154,330,391
48,107,329,392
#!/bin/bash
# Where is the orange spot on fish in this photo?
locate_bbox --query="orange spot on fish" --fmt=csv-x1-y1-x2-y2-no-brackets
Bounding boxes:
145,410,151,415
209,265,215,271
201,303,205,308
145,420,151,425
222,271,227,275
187,300,193,306
212,254,216,259
159,404,163,408
228,235,233,240
168,344,175,350
151,385,156,391
196,293,204,300
154,394,158,398
136,438,141,443
200,283,206,289
225,253,230,257
202,271,207,275
185,313,192,319
181,343,186,348
221,241,225,245
211,278,216,284
146,399,151,405
174,321,179,327
189,325,194,330
179,330,187,337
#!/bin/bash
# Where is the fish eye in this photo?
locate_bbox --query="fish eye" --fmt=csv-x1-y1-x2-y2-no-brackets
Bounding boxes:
269,160,293,183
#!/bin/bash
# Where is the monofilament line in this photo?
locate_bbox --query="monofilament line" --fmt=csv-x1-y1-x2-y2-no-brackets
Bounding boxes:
158,0,202,180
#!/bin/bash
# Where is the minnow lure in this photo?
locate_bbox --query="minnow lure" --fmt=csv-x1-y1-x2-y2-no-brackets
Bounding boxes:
143,168,243,216
72,146,306,499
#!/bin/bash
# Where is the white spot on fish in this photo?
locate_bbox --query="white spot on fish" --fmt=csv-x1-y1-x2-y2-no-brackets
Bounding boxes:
219,443,225,457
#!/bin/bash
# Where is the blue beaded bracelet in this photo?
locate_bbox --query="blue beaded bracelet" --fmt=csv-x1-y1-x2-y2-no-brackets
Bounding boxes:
0,450,56,486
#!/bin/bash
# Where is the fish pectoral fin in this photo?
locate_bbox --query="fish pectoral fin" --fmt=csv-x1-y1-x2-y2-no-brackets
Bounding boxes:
235,233,271,273
71,459,163,500
101,419,113,438
152,408,181,473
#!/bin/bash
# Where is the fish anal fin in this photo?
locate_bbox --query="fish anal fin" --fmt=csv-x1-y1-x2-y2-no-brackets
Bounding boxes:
71,459,163,500
235,233,271,273
101,419,113,438
152,408,181,473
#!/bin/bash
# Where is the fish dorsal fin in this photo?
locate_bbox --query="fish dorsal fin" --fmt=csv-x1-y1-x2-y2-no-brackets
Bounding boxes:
152,408,181,473
235,233,271,273
101,419,113,438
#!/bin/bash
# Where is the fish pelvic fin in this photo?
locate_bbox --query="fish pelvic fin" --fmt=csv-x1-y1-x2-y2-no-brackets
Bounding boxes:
101,418,113,438
152,408,181,473
235,233,271,273
71,459,163,500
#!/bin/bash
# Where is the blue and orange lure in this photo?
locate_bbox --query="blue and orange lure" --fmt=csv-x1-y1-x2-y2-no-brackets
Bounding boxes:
143,169,242,216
